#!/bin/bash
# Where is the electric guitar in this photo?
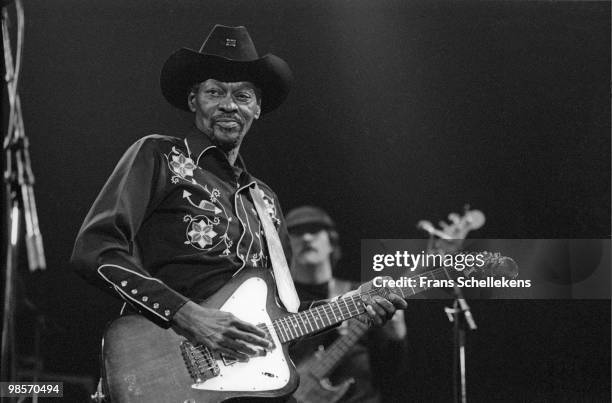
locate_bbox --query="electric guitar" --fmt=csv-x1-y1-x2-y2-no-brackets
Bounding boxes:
102,251,514,403
292,208,486,403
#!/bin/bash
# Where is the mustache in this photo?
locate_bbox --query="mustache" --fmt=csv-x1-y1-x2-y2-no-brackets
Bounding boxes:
212,114,243,125
298,244,316,253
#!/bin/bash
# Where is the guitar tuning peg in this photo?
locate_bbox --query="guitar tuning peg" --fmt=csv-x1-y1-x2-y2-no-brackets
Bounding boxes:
448,212,461,224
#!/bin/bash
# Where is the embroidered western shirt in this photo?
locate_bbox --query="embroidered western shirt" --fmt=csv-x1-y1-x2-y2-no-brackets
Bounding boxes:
71,128,292,328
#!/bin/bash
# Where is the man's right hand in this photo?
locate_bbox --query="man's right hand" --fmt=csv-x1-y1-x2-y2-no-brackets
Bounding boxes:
172,301,272,362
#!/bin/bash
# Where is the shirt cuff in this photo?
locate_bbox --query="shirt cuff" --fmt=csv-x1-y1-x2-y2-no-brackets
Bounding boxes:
98,264,189,328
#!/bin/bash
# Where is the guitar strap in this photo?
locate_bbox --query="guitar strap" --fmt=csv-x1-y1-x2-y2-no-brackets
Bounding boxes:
250,185,300,313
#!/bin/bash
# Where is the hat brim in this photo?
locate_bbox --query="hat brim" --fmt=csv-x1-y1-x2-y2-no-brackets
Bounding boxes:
160,48,293,114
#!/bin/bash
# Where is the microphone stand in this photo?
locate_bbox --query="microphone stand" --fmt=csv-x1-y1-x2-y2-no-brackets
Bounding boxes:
445,286,477,403
2,0,46,385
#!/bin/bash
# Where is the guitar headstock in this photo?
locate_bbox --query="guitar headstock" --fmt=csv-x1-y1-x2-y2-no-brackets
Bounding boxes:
463,251,519,280
438,207,485,240
418,206,486,254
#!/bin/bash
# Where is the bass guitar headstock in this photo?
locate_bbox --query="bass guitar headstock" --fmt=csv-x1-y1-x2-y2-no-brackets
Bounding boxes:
417,205,486,254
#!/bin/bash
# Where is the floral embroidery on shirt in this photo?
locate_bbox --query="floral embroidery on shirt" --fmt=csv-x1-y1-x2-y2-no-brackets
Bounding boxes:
167,147,196,181
187,219,218,248
184,215,233,251
165,146,233,253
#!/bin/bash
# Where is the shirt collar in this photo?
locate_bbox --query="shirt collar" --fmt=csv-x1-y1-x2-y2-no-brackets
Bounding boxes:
184,126,250,178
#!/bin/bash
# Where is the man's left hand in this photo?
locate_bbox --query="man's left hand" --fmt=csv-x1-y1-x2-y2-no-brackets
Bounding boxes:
355,279,407,327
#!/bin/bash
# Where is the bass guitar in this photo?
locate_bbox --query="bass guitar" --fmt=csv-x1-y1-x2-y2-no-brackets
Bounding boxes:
292,208,486,403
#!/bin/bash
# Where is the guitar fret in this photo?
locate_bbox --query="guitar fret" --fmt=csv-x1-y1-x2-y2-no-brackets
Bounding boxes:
296,312,306,334
351,297,359,315
312,308,324,330
300,314,310,335
322,305,332,325
306,309,318,332
310,309,321,331
331,300,341,321
341,298,350,317
351,296,363,315
272,323,281,343
329,303,339,322
288,316,299,339
280,317,293,340
296,315,307,337
338,300,347,320
288,315,301,337
303,310,314,333
350,297,360,314
411,278,425,295
276,321,288,343
316,307,331,327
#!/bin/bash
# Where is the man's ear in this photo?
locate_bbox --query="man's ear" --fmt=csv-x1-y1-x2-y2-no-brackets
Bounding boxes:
187,91,197,112
254,100,261,120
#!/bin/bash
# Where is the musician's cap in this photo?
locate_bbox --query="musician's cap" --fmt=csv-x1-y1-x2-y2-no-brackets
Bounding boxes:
160,24,293,114
286,206,335,230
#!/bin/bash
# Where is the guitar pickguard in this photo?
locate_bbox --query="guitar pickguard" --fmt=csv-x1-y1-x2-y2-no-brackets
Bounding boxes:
192,277,291,392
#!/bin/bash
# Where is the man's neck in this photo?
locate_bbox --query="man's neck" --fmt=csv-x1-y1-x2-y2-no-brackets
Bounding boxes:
291,260,333,285
194,123,241,166
224,148,240,166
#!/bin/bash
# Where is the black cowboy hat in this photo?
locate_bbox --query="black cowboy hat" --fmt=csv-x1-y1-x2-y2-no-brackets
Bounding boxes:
160,25,293,114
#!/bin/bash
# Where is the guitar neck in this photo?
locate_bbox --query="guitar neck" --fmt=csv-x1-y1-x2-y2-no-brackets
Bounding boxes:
272,294,366,344
273,265,458,344
308,319,369,379
302,252,470,376
395,265,459,299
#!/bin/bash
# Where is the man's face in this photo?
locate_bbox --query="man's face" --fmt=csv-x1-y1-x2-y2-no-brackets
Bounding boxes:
188,79,261,151
289,224,334,267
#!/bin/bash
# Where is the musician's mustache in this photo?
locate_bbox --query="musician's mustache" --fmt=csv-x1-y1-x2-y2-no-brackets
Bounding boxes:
212,115,243,125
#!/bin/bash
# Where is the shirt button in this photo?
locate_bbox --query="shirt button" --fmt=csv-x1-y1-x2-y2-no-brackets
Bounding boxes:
131,289,137,295
120,281,127,287
141,296,148,302
164,310,171,316
153,303,159,309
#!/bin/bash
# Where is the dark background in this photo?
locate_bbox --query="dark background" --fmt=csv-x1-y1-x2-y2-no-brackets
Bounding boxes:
4,0,610,401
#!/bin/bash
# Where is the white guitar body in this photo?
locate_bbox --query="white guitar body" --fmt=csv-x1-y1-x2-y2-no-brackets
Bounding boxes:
102,269,301,402
193,276,291,392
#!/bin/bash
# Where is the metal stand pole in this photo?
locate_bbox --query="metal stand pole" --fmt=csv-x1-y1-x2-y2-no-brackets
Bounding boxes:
445,286,477,403
2,0,46,385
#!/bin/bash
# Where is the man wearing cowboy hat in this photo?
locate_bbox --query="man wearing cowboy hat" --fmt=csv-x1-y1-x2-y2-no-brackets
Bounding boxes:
71,25,406,363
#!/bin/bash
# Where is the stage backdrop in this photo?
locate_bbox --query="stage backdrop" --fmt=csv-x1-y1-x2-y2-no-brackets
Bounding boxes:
5,1,610,401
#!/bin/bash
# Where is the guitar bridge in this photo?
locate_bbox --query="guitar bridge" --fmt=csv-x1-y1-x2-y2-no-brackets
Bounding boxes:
180,340,220,383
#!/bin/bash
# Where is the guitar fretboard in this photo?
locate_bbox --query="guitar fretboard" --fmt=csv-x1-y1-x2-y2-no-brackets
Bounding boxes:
272,265,459,344
393,265,459,299
272,294,366,344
